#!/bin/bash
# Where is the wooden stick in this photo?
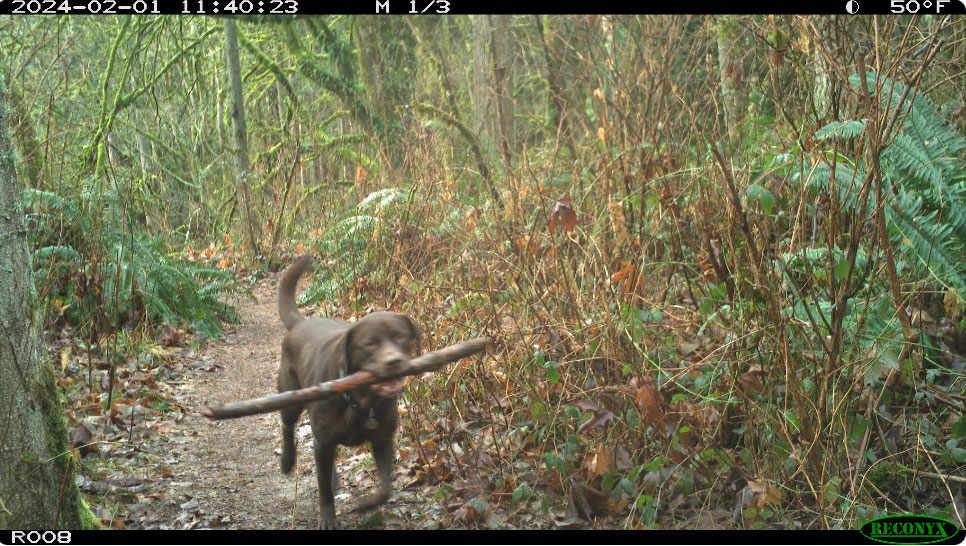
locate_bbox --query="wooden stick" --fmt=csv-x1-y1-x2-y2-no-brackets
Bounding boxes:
201,337,490,420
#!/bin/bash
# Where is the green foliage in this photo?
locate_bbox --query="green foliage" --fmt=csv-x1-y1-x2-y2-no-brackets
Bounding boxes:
814,119,866,140
811,73,966,300
23,183,240,340
301,188,409,304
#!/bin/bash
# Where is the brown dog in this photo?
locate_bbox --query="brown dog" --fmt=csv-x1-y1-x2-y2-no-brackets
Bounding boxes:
276,255,420,529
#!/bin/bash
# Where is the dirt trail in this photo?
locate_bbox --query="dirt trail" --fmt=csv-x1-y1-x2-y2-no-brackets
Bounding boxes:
150,275,426,529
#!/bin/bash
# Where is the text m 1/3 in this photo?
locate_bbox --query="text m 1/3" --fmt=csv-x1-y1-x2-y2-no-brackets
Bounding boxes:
374,0,450,13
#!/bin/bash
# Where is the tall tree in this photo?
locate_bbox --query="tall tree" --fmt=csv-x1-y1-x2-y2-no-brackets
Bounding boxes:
0,76,90,529
472,15,515,167
716,15,747,145
224,18,260,256
355,16,417,173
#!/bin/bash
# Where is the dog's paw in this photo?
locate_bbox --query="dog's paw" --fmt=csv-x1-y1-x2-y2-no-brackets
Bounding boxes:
353,490,390,512
319,515,340,530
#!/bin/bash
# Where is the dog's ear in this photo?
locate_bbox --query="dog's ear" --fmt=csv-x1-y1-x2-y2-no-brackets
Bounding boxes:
405,316,422,356
343,323,356,373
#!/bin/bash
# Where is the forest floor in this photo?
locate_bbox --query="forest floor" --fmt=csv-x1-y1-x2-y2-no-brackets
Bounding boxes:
134,273,448,530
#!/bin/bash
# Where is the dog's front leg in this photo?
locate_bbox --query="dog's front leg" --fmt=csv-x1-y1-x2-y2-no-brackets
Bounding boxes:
355,438,393,512
314,439,339,529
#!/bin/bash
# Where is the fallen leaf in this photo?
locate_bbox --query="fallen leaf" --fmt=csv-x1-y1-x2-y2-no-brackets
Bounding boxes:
738,366,765,395
69,422,95,456
747,479,782,508
583,444,615,476
629,376,666,430
567,477,619,521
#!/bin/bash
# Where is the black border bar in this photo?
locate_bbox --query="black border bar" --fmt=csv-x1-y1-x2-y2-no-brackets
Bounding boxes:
1,0,966,14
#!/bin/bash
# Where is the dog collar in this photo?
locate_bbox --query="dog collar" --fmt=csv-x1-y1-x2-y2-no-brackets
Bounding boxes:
339,367,380,430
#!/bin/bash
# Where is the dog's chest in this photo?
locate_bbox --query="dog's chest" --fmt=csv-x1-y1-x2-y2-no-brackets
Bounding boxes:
313,397,396,447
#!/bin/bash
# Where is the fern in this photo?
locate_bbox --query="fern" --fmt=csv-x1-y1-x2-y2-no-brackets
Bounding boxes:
357,187,409,212
886,188,966,296
23,182,241,340
815,119,866,140
849,73,966,233
301,188,409,305
810,73,966,304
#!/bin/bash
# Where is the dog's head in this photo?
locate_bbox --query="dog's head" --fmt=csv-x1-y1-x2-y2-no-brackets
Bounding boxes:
344,312,421,397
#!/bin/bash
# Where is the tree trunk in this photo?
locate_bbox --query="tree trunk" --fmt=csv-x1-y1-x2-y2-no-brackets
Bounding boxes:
472,15,515,167
6,85,48,189
809,16,837,122
535,15,576,157
0,77,91,530
716,15,747,146
471,16,495,152
489,15,515,168
223,18,260,257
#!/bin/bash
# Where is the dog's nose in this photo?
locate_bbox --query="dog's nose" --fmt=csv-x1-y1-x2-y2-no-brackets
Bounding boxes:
385,356,406,369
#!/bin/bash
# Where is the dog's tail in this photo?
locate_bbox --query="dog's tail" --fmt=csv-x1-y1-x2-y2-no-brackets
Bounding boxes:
278,255,313,331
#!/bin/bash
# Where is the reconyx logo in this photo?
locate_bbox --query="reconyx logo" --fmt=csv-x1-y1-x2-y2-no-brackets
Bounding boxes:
860,515,959,544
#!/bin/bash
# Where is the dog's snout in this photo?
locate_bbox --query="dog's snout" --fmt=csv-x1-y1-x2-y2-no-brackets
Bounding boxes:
385,356,405,369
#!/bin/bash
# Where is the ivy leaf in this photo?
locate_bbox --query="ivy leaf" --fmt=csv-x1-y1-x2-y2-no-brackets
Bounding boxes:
945,439,966,463
511,484,532,504
544,360,560,384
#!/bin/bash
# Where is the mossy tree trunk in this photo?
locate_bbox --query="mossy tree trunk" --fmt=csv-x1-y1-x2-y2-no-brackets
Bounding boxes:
716,15,747,146
471,15,515,167
355,16,417,177
223,18,261,258
0,76,90,530
6,85,48,189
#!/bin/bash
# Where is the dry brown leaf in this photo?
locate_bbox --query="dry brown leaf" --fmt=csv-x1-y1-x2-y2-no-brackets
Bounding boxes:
945,289,964,318
567,477,619,521
69,422,95,456
692,508,732,530
583,444,616,476
573,400,615,435
738,366,765,395
747,479,782,509
629,376,667,429
548,195,578,233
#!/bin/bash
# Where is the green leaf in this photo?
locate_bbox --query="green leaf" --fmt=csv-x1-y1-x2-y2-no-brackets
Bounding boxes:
945,439,966,463
746,184,775,215
834,258,850,281
544,360,560,384
511,484,532,504
952,415,966,439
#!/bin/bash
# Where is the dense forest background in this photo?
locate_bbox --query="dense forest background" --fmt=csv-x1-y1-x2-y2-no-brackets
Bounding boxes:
1,14,965,529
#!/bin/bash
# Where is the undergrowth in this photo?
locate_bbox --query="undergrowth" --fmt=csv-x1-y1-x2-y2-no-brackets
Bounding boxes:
297,69,966,529
24,179,242,342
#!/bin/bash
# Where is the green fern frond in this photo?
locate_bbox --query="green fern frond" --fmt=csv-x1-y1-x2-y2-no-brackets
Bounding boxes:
357,188,408,212
815,120,866,140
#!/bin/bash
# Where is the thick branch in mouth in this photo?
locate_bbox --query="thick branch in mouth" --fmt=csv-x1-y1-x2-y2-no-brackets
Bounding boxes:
370,378,405,396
